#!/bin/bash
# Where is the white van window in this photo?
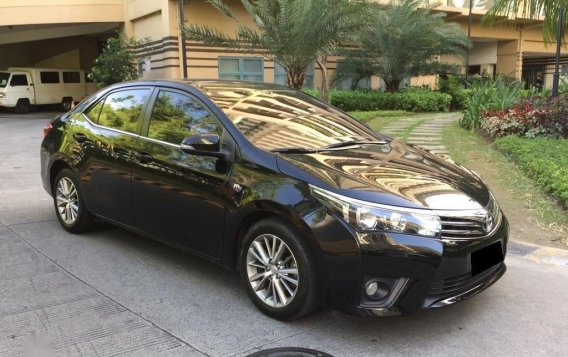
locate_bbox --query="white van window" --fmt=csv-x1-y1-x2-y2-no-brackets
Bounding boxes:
63,72,81,83
10,75,28,86
40,71,60,84
0,72,10,88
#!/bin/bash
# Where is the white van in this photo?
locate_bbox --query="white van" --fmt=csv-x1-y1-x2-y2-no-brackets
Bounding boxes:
0,68,91,114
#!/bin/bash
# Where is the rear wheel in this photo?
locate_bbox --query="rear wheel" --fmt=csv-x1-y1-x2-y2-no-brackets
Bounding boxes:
61,98,73,112
53,169,94,233
239,218,318,320
14,99,31,114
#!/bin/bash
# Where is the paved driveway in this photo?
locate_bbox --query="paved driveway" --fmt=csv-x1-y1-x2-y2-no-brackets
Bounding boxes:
1,112,568,357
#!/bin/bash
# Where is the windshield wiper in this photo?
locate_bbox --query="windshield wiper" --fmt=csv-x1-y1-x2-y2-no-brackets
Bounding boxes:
271,140,387,154
319,140,387,150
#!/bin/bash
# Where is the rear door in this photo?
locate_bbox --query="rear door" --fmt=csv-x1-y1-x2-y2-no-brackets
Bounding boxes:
131,88,232,258
77,87,152,226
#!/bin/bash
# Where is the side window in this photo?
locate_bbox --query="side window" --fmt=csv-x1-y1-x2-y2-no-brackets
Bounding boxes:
40,71,60,84
10,74,28,86
84,100,104,123
97,89,151,133
63,71,81,83
148,90,223,145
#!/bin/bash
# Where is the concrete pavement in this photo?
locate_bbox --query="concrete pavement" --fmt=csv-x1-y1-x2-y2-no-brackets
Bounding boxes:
1,111,568,356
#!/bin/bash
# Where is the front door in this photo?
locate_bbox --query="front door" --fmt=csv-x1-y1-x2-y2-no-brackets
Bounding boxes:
7,73,33,106
131,88,231,258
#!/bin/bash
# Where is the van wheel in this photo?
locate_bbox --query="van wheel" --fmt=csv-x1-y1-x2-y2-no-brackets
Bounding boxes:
61,98,73,112
14,99,31,114
239,218,319,320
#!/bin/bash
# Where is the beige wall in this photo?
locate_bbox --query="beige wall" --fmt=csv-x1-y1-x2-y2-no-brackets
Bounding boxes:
469,42,498,65
0,0,124,26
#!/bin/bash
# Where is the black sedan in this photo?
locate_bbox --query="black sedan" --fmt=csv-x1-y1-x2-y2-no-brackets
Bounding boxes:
40,80,507,320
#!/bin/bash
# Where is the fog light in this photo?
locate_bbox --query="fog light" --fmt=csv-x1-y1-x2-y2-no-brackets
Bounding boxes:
365,280,390,300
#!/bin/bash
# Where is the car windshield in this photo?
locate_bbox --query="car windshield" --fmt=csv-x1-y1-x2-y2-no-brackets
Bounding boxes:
0,72,10,88
194,82,382,151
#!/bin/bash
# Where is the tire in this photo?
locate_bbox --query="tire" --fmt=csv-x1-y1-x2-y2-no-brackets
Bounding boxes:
14,99,31,114
52,168,95,233
239,218,319,320
61,98,73,112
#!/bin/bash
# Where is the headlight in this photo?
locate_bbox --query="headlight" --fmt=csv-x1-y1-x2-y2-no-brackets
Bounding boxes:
310,185,441,237
0,93,5,98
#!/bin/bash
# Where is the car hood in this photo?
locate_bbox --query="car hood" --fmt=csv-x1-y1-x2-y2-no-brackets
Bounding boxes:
275,139,490,210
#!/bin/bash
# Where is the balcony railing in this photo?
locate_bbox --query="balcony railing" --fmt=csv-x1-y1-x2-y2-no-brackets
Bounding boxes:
432,0,496,12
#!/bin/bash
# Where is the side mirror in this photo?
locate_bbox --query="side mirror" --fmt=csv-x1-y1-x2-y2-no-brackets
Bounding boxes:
180,134,230,160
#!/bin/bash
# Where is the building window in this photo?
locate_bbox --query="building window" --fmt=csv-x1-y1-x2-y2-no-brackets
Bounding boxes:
274,63,315,88
219,57,263,81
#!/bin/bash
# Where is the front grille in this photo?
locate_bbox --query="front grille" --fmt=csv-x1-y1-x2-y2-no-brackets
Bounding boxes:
440,216,485,239
428,271,472,295
428,263,503,296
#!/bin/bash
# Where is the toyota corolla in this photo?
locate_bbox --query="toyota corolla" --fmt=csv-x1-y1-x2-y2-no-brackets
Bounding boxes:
40,80,507,320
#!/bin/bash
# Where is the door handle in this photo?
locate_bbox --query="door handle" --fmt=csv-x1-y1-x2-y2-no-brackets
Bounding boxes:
134,151,154,163
73,133,88,143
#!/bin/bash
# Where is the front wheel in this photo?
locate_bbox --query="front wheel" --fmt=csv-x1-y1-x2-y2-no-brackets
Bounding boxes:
239,218,319,320
53,169,94,233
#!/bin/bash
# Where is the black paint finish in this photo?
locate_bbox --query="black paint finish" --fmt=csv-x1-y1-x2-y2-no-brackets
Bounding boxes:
40,80,508,316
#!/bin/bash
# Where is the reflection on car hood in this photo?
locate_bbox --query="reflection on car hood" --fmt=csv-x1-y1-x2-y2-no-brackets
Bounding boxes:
276,139,490,210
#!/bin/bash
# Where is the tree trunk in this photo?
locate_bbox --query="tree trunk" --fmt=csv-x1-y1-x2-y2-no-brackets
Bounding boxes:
385,80,401,93
286,67,305,90
317,56,329,102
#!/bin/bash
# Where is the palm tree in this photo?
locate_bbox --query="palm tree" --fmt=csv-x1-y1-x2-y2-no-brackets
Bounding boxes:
182,0,372,98
482,1,567,96
334,0,471,93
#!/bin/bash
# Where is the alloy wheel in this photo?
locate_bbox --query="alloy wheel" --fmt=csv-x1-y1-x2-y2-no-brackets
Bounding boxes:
246,234,299,308
55,177,79,225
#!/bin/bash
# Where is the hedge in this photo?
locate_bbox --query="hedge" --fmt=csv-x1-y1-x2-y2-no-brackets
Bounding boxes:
328,90,451,112
495,136,568,207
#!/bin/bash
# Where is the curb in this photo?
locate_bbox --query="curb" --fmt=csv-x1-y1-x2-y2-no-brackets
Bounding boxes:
508,240,568,267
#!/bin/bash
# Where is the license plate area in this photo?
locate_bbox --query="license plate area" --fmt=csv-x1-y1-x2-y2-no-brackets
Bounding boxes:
471,241,504,276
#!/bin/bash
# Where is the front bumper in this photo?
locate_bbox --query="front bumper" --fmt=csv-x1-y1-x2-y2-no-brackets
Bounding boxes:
314,212,509,317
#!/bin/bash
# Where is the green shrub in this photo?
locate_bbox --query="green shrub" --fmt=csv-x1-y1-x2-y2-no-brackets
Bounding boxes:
460,77,523,130
328,90,450,112
438,75,467,110
495,136,568,206
481,96,568,139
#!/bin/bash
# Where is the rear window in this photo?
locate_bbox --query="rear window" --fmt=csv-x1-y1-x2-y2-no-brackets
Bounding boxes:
40,71,60,84
96,89,151,134
62,71,81,83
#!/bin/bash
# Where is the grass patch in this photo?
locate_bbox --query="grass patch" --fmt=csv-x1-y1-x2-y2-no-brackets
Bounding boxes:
495,136,568,207
443,121,568,243
348,110,416,131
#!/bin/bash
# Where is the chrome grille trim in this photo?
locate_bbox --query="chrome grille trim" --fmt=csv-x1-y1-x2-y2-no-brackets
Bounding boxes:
435,195,502,240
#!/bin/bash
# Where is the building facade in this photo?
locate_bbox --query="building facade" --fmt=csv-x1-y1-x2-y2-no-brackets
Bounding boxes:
0,0,565,89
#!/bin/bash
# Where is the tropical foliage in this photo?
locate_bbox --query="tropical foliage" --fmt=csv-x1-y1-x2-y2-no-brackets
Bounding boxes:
182,0,373,98
334,0,471,93
460,77,524,130
482,96,568,139
89,34,147,87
